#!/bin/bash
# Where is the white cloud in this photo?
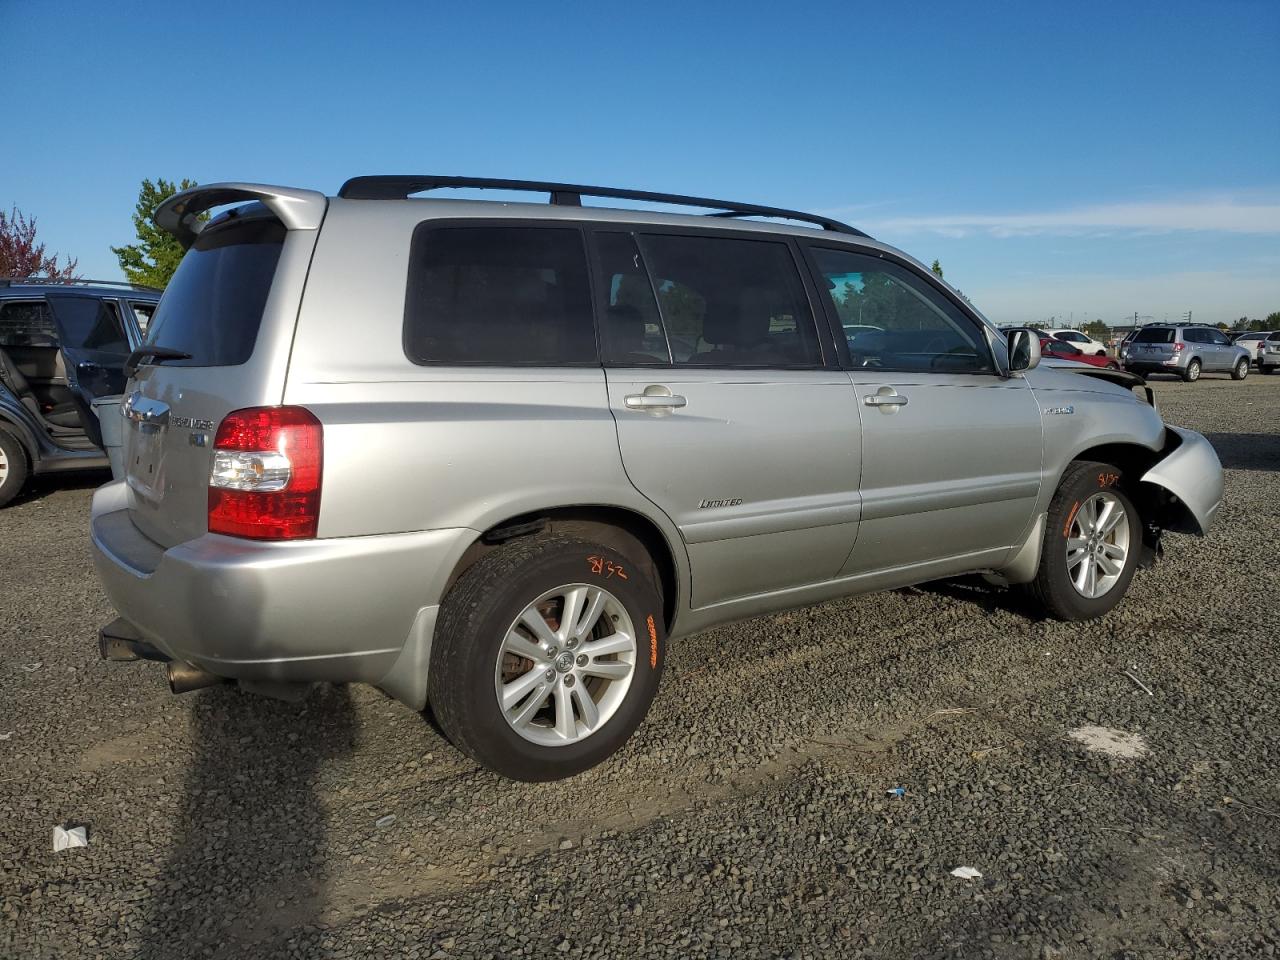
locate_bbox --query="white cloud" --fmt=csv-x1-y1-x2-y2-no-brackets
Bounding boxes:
861,197,1280,237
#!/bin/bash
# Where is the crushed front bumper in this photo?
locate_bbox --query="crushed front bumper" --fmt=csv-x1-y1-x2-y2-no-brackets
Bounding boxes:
1140,426,1223,535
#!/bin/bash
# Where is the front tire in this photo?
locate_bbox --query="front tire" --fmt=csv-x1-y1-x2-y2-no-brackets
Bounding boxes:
429,534,665,781
1183,358,1201,382
0,429,30,508
1232,358,1249,380
1023,461,1141,621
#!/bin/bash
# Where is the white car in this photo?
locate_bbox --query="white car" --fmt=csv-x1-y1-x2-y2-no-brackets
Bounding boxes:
1232,331,1274,365
1045,329,1107,356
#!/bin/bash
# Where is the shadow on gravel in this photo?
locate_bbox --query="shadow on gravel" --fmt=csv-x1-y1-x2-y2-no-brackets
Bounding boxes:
908,576,1049,621
137,684,356,959
9,469,109,505
1204,432,1280,473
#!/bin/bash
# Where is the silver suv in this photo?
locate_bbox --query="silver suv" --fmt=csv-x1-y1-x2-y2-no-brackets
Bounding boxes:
91,176,1224,781
1122,323,1252,382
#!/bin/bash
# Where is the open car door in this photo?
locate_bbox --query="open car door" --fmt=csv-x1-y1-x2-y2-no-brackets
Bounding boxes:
43,294,137,447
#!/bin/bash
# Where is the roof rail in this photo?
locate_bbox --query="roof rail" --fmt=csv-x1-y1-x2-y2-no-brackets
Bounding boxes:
0,277,162,293
337,175,868,237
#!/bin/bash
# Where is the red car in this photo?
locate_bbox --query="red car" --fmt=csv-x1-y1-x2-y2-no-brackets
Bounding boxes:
1039,336,1119,369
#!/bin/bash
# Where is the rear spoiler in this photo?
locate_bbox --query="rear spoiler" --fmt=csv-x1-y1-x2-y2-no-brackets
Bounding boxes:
154,182,327,250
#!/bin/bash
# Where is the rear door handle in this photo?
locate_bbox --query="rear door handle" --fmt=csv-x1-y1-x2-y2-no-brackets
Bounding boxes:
625,394,688,410
624,385,687,413
864,390,908,408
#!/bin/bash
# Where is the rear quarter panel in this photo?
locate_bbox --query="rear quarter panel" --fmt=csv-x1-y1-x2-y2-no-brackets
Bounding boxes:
284,200,690,582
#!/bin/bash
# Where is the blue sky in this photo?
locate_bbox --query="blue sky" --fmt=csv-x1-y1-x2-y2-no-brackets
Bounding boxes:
4,0,1278,325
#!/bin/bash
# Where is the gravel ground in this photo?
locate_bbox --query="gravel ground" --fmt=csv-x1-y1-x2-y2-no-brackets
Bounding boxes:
2,374,1278,960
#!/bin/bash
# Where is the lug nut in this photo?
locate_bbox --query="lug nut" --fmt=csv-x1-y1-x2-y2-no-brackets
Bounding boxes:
566,637,578,650
563,675,575,687
576,654,588,667
546,645,558,657
544,669,556,682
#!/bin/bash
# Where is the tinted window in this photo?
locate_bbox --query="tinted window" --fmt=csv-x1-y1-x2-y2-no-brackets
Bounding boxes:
0,300,58,347
1134,328,1175,343
46,296,129,353
596,233,670,365
1046,340,1080,356
1208,330,1232,346
810,248,992,373
405,226,595,365
146,216,285,366
636,234,821,367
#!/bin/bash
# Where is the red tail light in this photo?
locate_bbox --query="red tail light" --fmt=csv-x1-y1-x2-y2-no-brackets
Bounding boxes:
1173,342,1184,351
207,406,323,540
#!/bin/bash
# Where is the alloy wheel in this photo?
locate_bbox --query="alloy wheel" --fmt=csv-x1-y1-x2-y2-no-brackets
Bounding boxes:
1066,492,1131,599
494,584,637,747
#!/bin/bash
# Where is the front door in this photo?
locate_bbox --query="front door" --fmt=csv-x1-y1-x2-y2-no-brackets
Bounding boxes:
595,230,863,608
805,246,1043,577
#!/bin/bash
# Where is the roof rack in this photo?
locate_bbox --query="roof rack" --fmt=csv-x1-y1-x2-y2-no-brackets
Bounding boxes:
0,277,162,293
337,175,868,237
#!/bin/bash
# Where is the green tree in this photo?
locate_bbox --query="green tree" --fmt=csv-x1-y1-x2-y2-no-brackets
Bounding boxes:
1082,319,1109,340
930,259,944,279
112,178,200,288
1266,311,1280,329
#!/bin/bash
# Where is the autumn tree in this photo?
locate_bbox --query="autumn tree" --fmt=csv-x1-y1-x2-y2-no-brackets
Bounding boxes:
112,178,200,289
0,206,79,280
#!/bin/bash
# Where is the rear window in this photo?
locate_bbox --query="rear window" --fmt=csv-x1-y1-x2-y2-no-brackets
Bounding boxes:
404,225,595,365
1133,328,1175,343
144,216,285,366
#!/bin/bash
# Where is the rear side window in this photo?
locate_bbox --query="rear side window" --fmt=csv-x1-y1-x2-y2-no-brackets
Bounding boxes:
47,297,129,353
1134,328,1174,343
405,225,595,365
634,234,821,367
0,300,58,347
145,216,285,366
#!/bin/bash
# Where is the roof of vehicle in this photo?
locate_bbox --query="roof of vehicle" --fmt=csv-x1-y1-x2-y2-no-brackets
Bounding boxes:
0,277,161,299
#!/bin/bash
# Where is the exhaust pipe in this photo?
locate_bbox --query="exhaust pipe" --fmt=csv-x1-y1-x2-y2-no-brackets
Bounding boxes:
166,661,230,695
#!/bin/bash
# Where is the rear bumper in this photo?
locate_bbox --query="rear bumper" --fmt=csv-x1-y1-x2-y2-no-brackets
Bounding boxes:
89,480,473,694
1140,427,1223,536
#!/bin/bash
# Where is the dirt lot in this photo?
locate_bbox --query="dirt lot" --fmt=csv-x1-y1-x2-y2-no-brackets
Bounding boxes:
2,373,1278,960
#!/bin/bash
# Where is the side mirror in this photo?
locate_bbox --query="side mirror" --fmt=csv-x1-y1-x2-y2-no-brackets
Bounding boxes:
1007,329,1041,372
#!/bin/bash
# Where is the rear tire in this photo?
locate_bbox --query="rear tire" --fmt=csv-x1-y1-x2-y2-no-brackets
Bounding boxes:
1023,461,1141,621
1232,358,1249,380
429,534,665,781
1183,358,1201,382
0,429,30,508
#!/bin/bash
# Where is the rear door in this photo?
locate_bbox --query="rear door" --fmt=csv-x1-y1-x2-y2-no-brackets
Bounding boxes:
804,245,1042,577
44,294,136,399
121,209,313,547
598,229,862,608
44,294,138,442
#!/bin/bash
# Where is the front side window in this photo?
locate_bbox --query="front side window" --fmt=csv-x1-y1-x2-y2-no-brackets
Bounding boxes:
405,225,595,365
810,248,992,373
1057,331,1087,343
635,233,821,367
0,300,58,347
1208,330,1232,346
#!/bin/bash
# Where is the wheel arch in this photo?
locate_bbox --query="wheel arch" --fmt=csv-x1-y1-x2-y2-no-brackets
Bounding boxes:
446,505,685,634
1067,436,1203,540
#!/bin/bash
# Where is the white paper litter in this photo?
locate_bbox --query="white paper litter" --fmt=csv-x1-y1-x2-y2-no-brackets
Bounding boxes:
52,826,88,851
950,866,982,880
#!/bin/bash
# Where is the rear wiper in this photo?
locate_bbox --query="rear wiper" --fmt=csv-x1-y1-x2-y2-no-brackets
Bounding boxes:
125,346,192,378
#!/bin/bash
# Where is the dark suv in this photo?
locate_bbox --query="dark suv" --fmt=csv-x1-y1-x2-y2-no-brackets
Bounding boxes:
0,278,157,506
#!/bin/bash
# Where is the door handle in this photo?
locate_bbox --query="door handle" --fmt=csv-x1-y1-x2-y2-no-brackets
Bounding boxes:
864,391,908,408
77,360,102,371
625,393,688,410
